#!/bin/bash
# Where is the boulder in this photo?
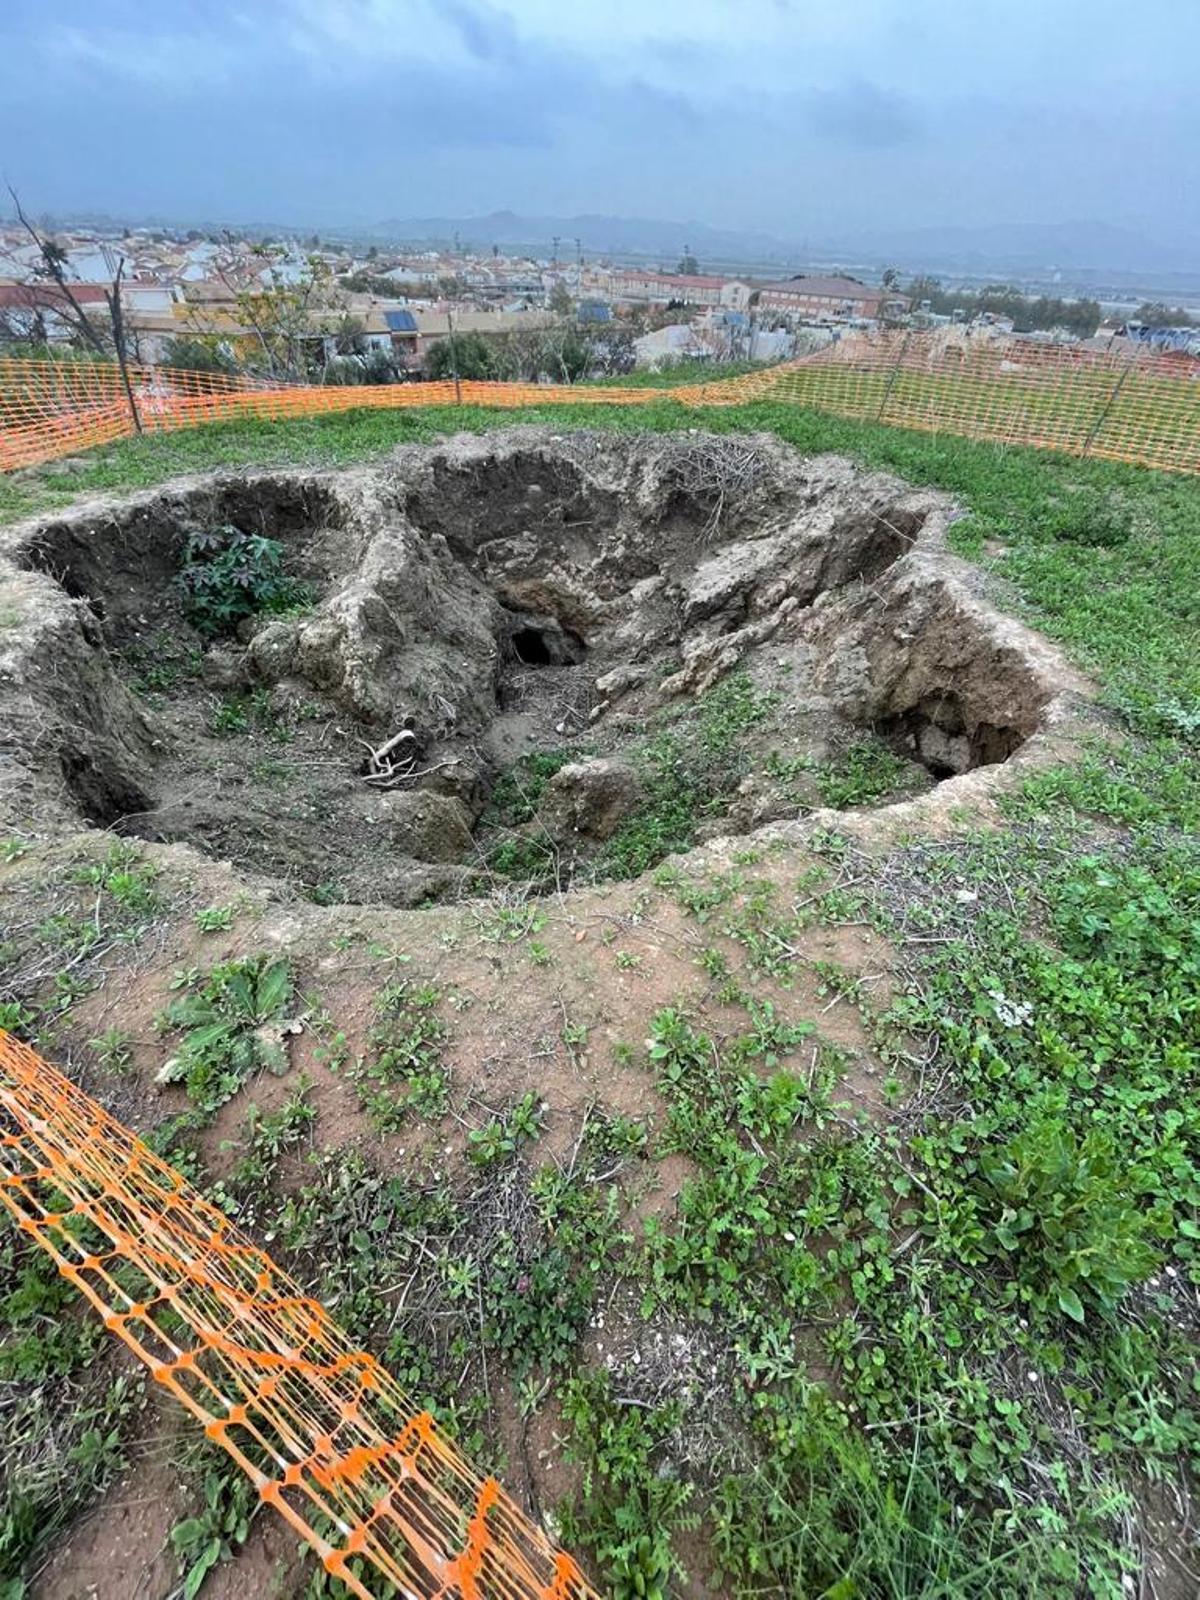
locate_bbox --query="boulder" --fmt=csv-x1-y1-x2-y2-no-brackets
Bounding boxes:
541,757,642,841
377,790,474,863
200,646,247,692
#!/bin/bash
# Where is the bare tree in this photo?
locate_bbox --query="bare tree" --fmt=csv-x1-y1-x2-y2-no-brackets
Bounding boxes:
5,186,108,356
4,186,141,430
196,238,351,381
100,248,142,431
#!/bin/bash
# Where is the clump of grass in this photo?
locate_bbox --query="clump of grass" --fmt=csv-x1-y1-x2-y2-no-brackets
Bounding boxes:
598,671,775,880
1035,489,1132,548
814,737,921,808
484,748,586,827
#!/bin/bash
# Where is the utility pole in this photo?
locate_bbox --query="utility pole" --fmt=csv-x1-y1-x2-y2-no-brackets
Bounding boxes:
552,235,560,268
574,236,582,292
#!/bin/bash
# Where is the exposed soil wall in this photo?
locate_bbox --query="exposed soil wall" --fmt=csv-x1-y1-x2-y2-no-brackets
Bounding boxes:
0,430,1094,903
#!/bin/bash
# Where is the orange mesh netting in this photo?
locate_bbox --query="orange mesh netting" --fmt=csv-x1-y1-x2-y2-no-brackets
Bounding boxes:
0,1028,597,1600
3,331,1200,476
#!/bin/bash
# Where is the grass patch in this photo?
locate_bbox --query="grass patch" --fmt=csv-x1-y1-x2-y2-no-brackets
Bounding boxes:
0,1224,144,1585
598,671,775,879
3,394,1200,1592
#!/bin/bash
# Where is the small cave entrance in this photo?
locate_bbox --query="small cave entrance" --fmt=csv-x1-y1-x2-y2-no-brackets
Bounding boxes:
513,627,554,666
505,617,586,668
494,611,593,726
59,750,151,830
877,694,1029,779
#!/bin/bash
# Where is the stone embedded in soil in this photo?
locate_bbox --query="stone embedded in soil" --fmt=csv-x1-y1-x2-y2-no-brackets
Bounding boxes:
0,428,1092,905
377,791,475,864
540,758,643,841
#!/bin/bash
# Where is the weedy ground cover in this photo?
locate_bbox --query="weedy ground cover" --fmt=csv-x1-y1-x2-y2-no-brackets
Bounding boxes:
1,399,1198,1596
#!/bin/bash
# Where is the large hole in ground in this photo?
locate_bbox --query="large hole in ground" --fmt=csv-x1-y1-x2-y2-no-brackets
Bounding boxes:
6,433,1052,907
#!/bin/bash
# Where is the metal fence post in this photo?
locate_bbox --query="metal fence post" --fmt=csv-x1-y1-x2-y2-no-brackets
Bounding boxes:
877,333,911,424
1082,358,1134,457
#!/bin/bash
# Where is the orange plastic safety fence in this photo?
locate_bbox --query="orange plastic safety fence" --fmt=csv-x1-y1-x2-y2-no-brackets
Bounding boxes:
0,1029,597,1600
4,333,1200,476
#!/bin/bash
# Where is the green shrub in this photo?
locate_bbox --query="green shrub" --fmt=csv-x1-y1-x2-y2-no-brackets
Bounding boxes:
977,1116,1160,1320
161,335,238,376
425,333,497,382
176,524,309,636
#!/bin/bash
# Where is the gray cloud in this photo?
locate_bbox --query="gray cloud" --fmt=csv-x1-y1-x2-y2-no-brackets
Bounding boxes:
1,0,1197,256
441,0,520,64
804,81,921,148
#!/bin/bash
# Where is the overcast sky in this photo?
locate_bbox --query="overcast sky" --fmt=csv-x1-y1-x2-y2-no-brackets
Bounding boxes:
2,0,1197,250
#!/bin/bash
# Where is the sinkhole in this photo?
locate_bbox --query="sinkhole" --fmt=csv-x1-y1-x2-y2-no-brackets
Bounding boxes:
1,430,1060,907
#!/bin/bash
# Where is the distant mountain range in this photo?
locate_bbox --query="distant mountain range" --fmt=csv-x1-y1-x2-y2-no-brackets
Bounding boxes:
33,204,1199,291
375,209,1197,281
371,209,793,263
841,220,1198,276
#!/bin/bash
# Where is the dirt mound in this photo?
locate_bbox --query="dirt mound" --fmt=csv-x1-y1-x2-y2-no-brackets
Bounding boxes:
0,429,1091,905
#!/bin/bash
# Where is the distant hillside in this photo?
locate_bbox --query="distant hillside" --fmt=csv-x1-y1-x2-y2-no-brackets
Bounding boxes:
377,210,1196,279
372,210,794,264
836,220,1197,276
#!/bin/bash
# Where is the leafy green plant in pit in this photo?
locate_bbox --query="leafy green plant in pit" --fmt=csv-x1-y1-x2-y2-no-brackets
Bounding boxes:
306,880,346,906
697,669,775,756
176,522,310,636
483,748,585,827
598,672,775,880
814,737,921,809
156,954,294,1113
169,1462,255,1599
209,695,248,736
485,833,559,885
597,733,702,880
119,632,203,696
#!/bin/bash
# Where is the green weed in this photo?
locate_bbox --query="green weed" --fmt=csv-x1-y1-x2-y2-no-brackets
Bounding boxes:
156,954,294,1113
467,1091,545,1168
